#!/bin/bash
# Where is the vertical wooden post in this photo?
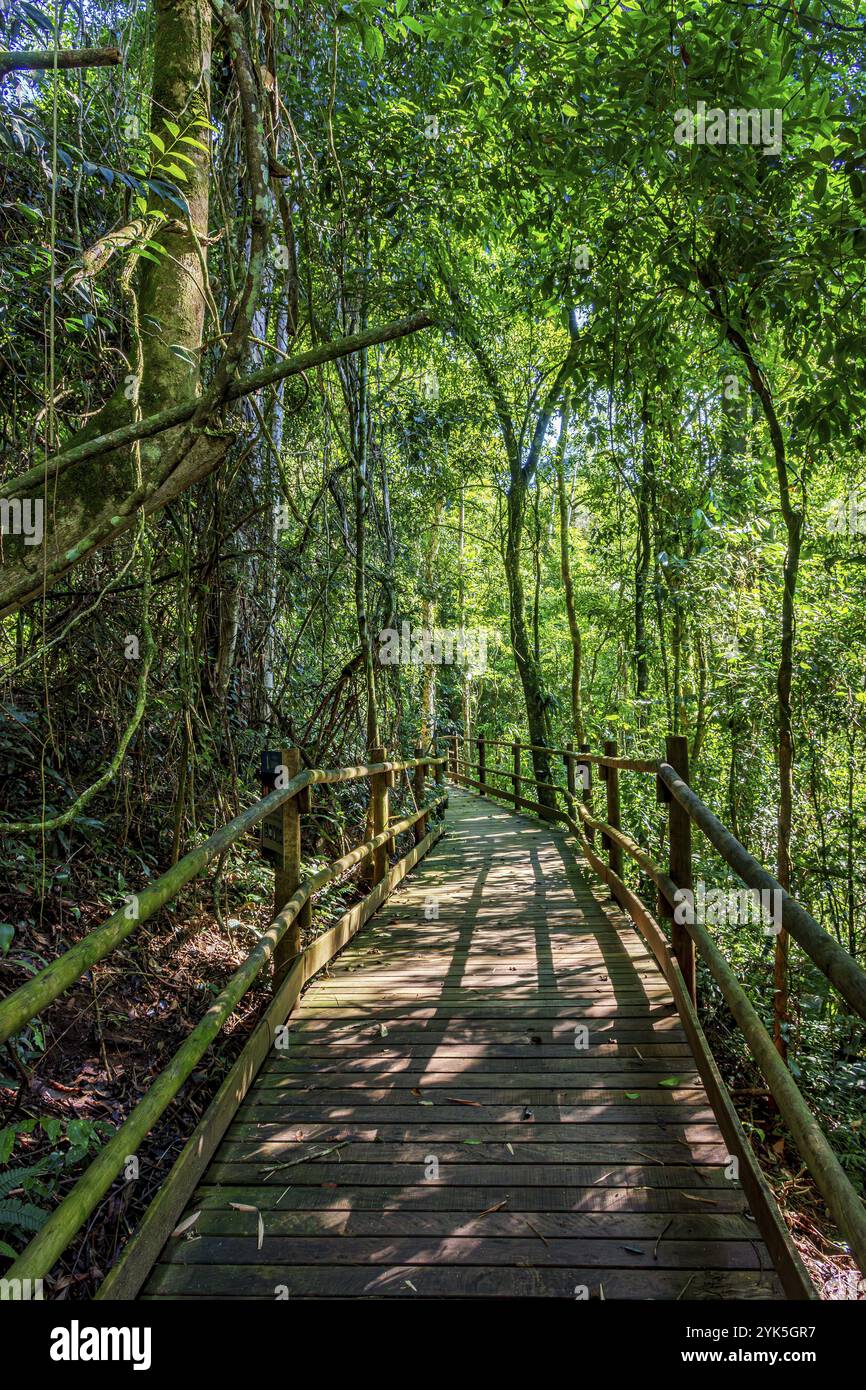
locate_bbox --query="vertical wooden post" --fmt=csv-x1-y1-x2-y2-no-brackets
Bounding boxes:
600,739,622,901
477,736,486,791
565,741,576,809
434,745,447,811
270,747,310,989
386,758,396,858
413,745,427,844
366,744,389,886
579,741,594,844
512,741,522,810
665,733,695,1006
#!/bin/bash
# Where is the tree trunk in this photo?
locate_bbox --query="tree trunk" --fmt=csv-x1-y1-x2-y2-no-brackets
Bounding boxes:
699,267,803,1061
419,499,444,748
452,298,578,811
1,0,217,612
505,473,554,805
634,396,653,722
555,395,584,744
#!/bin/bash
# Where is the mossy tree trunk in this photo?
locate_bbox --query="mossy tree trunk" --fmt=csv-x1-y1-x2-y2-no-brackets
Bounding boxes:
1,0,216,615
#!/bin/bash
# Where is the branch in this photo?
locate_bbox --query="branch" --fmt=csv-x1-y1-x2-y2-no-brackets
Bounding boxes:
524,339,582,482
0,311,434,502
0,47,121,78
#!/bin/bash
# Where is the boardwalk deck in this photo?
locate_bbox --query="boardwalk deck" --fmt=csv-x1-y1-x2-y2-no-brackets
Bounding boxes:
141,788,784,1299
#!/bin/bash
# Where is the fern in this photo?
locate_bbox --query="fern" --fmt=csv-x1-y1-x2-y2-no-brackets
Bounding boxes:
0,1155,59,1199
0,1199,48,1234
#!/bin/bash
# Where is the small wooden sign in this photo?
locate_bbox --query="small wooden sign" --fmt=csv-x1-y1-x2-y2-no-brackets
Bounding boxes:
260,748,290,866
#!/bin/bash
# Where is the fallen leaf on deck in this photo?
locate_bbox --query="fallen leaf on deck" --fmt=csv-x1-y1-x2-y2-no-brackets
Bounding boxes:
171,1211,201,1237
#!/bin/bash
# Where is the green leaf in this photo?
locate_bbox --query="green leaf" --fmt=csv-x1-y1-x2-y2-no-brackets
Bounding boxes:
363,25,385,61
0,1127,14,1164
0,1199,49,1233
658,1077,680,1088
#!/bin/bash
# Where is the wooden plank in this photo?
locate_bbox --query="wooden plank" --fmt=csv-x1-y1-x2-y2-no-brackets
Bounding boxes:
227,1119,726,1143
252,1071,706,1089
216,1137,732,1165
164,1234,769,1270
245,1086,710,1106
203,1162,741,1187
190,1182,754,1214
175,1208,760,1240
143,1264,784,1299
234,1105,720,1124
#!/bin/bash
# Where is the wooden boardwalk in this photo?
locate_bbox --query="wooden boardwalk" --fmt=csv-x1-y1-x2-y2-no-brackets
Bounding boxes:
142,788,783,1299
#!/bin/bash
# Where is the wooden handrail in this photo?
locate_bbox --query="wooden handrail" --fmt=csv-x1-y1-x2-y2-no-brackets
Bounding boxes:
657,760,866,1024
451,742,866,1281
0,792,448,1292
560,799,866,1276
475,737,656,773
451,735,866,1025
0,753,446,1044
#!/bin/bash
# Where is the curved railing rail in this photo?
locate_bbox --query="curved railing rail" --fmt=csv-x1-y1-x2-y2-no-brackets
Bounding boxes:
448,732,866,1282
0,745,447,1293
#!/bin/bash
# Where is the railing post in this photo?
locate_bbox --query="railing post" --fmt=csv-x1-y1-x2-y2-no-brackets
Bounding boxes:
665,733,695,1006
477,736,486,791
579,741,594,843
434,744,447,812
413,745,427,844
363,745,389,887
512,741,522,811
269,746,310,989
386,757,397,858
600,739,622,901
565,741,576,802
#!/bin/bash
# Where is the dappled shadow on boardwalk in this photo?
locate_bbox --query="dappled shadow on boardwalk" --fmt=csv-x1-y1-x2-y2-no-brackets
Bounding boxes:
141,788,783,1300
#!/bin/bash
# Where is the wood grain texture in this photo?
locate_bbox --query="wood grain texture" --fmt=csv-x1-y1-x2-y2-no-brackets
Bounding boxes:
142,789,785,1300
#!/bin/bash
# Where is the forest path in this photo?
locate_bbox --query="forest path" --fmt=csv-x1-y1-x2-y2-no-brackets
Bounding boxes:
140,788,783,1298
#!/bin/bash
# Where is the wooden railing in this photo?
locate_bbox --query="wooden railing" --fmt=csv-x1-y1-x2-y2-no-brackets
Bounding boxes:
449,732,866,1287
0,746,447,1294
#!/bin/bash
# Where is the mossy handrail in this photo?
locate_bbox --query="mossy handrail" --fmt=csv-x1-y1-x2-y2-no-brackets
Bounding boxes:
449,732,866,1284
451,736,866,1024
0,773,447,1292
0,754,445,1045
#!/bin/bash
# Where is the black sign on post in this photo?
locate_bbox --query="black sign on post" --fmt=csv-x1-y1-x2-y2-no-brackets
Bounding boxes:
260,748,290,865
